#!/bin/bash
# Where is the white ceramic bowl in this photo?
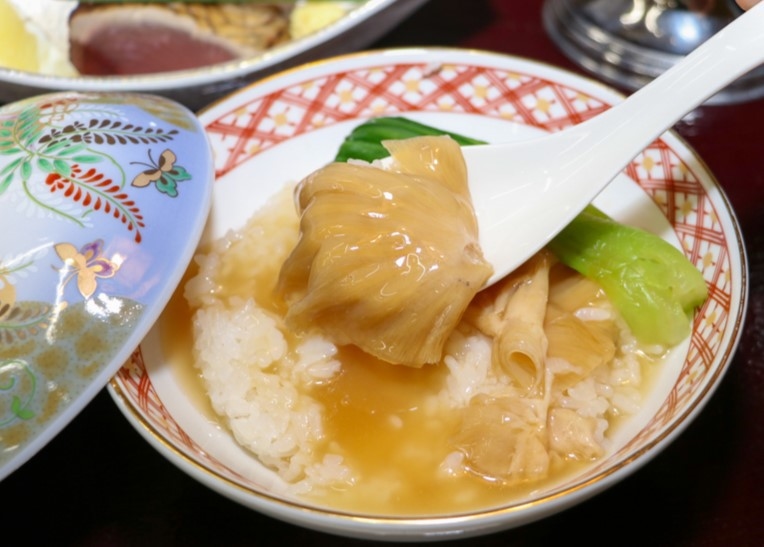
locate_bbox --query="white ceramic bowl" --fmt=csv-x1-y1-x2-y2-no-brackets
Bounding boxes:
108,48,747,541
0,0,428,111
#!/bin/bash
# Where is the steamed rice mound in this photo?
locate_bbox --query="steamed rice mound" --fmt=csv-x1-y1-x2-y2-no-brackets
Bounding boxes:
185,189,353,493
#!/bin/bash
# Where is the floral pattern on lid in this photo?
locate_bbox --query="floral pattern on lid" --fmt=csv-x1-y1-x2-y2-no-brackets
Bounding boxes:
0,91,213,480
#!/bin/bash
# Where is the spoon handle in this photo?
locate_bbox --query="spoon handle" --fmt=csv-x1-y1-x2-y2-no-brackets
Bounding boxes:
572,2,764,177
471,3,764,283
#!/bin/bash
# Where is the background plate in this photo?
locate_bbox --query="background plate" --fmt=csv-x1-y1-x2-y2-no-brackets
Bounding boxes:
0,0,430,110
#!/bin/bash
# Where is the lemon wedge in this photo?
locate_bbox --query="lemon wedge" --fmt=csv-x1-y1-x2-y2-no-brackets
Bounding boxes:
0,0,78,76
0,0,39,72
290,1,353,39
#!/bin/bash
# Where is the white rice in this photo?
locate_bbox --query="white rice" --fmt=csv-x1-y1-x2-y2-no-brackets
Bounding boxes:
185,188,353,492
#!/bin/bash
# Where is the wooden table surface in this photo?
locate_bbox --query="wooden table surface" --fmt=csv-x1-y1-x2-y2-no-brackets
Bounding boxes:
4,1,764,545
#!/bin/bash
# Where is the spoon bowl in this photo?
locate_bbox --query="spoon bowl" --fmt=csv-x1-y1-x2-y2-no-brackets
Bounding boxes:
470,1,764,286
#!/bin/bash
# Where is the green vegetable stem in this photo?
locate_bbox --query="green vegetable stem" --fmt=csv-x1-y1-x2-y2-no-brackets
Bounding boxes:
547,206,707,346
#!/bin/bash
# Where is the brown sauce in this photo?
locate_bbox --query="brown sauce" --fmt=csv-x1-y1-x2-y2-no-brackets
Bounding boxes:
158,184,662,516
160,268,606,516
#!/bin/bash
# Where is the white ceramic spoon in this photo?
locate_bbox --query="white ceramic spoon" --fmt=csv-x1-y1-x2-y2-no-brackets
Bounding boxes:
467,1,764,286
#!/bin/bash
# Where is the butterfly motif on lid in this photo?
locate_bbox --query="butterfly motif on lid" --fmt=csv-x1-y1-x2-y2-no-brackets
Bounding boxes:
131,149,192,197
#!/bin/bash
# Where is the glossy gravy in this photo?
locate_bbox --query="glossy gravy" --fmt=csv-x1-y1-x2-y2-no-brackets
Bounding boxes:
159,179,659,516
161,267,609,516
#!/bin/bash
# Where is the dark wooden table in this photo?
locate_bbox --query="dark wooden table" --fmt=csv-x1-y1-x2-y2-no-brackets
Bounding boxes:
4,1,763,545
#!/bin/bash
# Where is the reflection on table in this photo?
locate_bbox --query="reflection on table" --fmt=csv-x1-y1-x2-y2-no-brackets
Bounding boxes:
543,0,764,103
